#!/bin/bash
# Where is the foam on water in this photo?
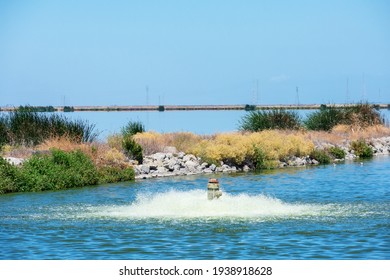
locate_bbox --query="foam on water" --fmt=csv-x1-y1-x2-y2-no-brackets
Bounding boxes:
86,189,325,220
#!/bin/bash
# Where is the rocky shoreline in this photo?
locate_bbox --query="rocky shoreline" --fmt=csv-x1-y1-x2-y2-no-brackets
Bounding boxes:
3,136,390,180
132,136,390,179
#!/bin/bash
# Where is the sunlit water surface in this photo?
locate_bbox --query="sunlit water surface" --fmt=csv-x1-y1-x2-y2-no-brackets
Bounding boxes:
1,156,389,259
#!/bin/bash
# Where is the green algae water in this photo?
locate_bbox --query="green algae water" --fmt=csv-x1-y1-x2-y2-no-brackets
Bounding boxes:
0,156,389,259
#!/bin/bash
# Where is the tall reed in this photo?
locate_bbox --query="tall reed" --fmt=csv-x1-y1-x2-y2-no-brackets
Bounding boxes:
239,109,302,131
0,107,97,147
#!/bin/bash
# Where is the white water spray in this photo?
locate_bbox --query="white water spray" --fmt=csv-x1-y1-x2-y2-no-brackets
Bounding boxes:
89,189,324,220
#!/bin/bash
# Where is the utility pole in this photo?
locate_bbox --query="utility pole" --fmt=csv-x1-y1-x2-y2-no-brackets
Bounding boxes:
146,86,149,105
346,78,349,104
252,79,259,105
362,73,366,101
296,86,300,106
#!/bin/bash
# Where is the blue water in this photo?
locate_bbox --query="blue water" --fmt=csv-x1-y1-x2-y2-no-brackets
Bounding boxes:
1,156,389,260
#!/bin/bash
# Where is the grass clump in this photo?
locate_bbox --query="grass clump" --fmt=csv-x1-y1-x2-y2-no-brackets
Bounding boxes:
122,136,143,164
107,121,145,163
0,122,8,148
239,109,302,131
121,121,145,137
304,106,343,131
328,146,346,159
350,139,373,158
0,157,20,194
0,106,97,146
344,103,384,127
310,149,331,164
305,103,385,131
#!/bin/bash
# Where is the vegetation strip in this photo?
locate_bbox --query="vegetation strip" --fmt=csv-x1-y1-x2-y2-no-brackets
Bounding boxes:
1,104,389,194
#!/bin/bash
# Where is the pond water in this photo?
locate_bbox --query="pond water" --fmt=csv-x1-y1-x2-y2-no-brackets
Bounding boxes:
56,109,390,139
1,156,389,260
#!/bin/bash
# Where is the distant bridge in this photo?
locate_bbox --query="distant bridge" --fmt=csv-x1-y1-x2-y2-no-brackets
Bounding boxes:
1,103,389,112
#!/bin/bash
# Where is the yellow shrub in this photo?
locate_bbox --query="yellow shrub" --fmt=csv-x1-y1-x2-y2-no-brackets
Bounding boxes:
189,131,314,164
107,134,123,151
132,131,166,155
102,148,126,163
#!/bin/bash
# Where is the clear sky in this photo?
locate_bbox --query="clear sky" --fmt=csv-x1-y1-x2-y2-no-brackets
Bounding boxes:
0,0,389,106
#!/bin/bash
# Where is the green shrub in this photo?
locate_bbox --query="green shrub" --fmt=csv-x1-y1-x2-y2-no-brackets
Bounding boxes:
239,109,302,131
98,165,135,184
310,149,331,164
0,116,8,147
350,139,373,158
121,121,145,137
0,157,21,194
304,107,344,131
253,146,267,170
328,146,346,159
305,102,384,131
122,136,143,163
19,149,99,192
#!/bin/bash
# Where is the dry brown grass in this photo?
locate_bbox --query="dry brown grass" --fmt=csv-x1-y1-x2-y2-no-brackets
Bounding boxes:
305,124,390,146
36,136,127,168
332,124,390,139
132,131,204,155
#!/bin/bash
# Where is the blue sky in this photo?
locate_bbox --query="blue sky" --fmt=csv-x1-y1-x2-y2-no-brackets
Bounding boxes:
0,0,389,106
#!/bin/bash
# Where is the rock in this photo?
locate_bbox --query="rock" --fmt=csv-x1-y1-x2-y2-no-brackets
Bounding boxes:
221,164,231,172
149,164,158,171
133,166,142,175
215,166,223,172
5,157,25,166
177,152,186,159
185,160,199,170
157,166,167,173
294,157,305,166
173,164,181,171
183,154,196,162
243,165,250,172
209,164,217,171
140,165,150,174
151,153,166,161
311,159,319,165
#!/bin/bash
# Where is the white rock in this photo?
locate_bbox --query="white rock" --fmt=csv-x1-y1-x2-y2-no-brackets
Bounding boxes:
5,157,25,166
151,153,166,161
